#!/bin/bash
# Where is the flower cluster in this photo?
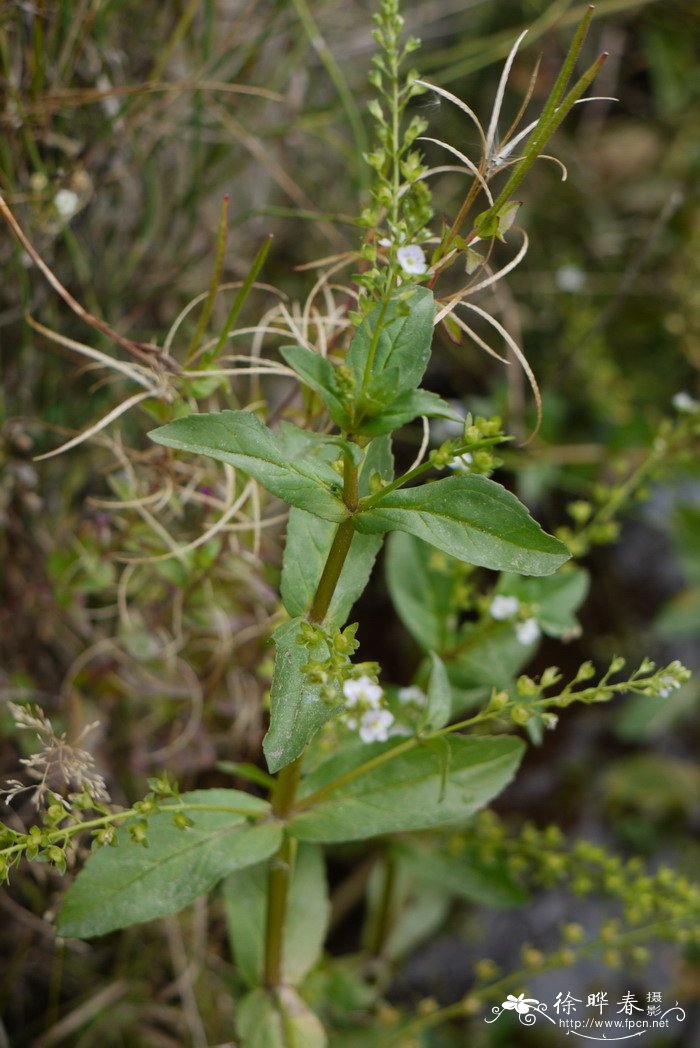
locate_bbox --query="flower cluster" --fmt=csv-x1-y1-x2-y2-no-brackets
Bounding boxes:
430,414,507,478
298,622,388,740
483,656,691,733
0,772,181,884
356,0,433,302
343,676,394,743
488,594,541,647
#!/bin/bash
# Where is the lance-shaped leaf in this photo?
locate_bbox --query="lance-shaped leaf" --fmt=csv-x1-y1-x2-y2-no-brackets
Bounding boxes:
224,843,329,987
495,566,590,637
355,475,569,576
346,285,435,417
280,436,393,626
263,618,339,774
280,344,351,429
236,987,326,1048
386,531,460,651
57,790,280,938
357,389,463,437
393,838,527,908
420,652,452,733
149,411,347,522
288,735,524,842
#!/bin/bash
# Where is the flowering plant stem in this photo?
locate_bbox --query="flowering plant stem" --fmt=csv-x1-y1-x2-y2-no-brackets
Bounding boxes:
262,447,362,988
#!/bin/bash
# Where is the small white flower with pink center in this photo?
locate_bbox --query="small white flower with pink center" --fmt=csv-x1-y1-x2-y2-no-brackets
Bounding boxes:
396,244,428,275
358,708,395,744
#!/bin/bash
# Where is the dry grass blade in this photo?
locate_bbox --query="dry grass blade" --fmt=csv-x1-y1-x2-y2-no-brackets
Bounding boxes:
17,79,285,116
32,982,130,1048
0,194,179,373
434,228,530,316
418,138,493,203
33,388,164,461
26,317,158,391
414,80,486,151
460,301,542,442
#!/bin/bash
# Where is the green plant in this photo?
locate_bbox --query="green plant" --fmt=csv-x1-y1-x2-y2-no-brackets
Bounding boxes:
2,3,698,1046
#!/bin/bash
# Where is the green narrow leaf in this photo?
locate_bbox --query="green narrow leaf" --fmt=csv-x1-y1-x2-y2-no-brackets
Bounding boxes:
496,566,590,637
446,624,533,712
364,857,449,962
420,653,452,732
280,344,351,429
281,436,393,626
57,790,280,938
262,619,339,775
149,411,346,522
184,194,230,365
205,233,272,367
356,475,570,576
288,735,525,842
224,843,329,987
385,532,458,652
281,513,382,625
393,839,527,908
356,389,463,437
346,286,435,418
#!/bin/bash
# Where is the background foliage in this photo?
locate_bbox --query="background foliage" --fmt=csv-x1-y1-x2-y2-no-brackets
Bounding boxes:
1,0,699,1045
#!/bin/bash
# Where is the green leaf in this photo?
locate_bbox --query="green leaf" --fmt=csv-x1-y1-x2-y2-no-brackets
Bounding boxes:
281,437,393,627
386,532,458,651
356,475,570,576
281,513,382,626
497,567,590,637
237,987,326,1048
289,735,524,842
263,619,338,774
356,389,463,437
280,344,350,429
364,859,449,961
276,421,363,467
393,839,527,908
149,411,346,522
224,843,329,987
420,653,452,732
57,790,280,938
446,625,533,712
346,286,434,418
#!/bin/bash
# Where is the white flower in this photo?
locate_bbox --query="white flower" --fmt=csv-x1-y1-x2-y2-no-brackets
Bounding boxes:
672,391,698,413
489,595,520,620
542,713,559,730
398,686,428,706
448,452,473,473
397,244,428,275
555,264,585,293
515,618,541,646
358,708,395,744
343,676,383,709
53,189,79,219
502,993,538,1015
657,675,681,699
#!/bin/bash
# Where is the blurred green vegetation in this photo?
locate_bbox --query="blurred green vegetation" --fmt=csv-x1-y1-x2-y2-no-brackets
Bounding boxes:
1,0,699,1044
